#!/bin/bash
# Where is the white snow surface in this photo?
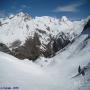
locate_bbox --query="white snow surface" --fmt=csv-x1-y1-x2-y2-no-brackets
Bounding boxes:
0,12,89,47
0,12,90,90
0,34,90,90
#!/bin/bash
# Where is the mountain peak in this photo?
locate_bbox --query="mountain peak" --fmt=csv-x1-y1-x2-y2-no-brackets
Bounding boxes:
16,12,26,17
16,12,32,18
14,12,32,21
61,16,68,22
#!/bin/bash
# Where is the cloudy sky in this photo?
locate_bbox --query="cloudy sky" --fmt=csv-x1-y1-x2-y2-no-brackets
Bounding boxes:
0,0,90,19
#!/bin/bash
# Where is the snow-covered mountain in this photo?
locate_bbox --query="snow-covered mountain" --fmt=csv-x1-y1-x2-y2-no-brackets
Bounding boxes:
0,12,90,90
0,12,87,45
0,32,90,90
0,12,90,60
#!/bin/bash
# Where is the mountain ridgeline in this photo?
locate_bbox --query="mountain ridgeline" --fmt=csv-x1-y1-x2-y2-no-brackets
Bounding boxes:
0,12,90,61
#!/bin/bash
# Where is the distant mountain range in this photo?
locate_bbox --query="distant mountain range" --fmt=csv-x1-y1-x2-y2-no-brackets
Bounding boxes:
0,12,90,60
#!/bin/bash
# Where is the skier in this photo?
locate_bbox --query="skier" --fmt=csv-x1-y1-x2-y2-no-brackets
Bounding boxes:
78,65,81,74
78,65,85,76
72,65,86,78
81,70,85,76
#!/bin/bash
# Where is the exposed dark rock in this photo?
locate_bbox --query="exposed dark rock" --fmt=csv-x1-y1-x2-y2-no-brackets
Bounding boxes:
0,22,8,26
26,24,29,30
46,26,50,31
0,43,13,55
40,32,70,58
36,28,46,34
53,32,70,52
12,33,41,61
0,21,1,26
84,19,90,30
10,40,21,48
85,35,90,41
42,39,55,58
0,32,70,61
11,31,71,61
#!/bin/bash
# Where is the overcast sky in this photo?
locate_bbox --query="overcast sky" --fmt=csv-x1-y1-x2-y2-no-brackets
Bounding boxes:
0,0,90,19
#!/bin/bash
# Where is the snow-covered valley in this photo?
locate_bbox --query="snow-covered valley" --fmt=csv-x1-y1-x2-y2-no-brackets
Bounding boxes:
0,33,90,90
0,12,90,90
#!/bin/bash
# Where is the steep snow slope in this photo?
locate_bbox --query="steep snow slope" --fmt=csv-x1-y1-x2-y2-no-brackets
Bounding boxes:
35,26,90,90
0,13,90,89
0,31,90,90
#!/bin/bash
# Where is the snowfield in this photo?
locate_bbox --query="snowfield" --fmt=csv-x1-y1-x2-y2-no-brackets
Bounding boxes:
0,34,90,90
0,12,90,90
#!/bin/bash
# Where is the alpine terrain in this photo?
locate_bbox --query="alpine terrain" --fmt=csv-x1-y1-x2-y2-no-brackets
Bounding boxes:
0,12,90,90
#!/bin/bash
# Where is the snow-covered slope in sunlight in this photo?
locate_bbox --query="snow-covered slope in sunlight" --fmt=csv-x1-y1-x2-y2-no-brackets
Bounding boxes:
0,32,90,90
0,52,52,90
0,12,90,90
0,12,90,60
35,29,90,90
0,12,89,47
0,52,75,90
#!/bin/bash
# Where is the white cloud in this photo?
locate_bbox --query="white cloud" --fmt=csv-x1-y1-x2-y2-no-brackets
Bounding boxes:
53,2,84,12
